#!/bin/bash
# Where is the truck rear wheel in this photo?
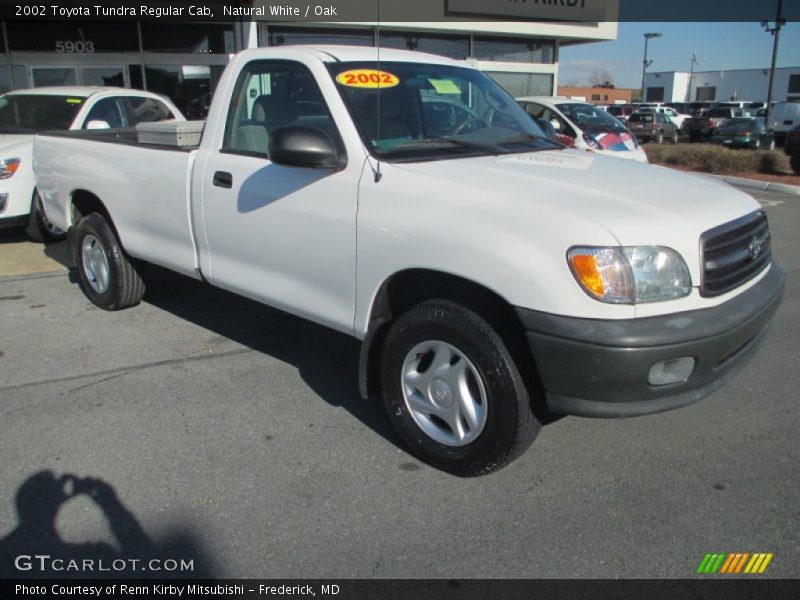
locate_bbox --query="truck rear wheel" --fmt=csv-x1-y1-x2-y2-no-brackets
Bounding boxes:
380,300,540,476
73,213,145,310
791,151,800,175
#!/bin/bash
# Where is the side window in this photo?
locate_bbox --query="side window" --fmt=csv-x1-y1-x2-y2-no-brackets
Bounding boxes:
83,98,124,128
123,96,175,126
542,108,575,139
222,60,340,158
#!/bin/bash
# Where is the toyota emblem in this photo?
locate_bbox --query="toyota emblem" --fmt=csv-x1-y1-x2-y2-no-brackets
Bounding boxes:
748,236,764,260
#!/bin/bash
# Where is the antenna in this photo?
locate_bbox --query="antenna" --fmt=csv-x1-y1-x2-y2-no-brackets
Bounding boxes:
374,0,383,183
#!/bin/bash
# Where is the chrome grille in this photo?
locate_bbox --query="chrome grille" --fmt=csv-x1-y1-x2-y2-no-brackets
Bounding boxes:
701,211,771,297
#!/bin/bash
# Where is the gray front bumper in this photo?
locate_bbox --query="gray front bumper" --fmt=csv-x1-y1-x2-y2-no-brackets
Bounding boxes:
516,265,785,418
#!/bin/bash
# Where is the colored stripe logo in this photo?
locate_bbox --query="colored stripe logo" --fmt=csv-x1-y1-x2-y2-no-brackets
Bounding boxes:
697,553,773,574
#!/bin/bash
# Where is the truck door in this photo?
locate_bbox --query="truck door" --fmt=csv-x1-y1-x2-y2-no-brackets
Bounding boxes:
198,60,359,335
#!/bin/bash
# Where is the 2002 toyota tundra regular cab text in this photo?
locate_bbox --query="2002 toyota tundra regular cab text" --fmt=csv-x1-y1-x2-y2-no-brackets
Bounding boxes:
32,47,785,476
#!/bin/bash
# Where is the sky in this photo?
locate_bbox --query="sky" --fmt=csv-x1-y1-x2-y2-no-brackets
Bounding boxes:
559,21,800,89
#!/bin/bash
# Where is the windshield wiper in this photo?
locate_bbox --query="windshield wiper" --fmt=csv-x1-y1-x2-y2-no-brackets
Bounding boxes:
389,136,512,154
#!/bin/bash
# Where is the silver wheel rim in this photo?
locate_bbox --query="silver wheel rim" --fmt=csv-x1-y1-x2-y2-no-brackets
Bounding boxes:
401,340,488,447
81,234,110,294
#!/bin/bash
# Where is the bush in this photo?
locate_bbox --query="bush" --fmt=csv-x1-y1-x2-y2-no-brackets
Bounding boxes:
644,143,791,175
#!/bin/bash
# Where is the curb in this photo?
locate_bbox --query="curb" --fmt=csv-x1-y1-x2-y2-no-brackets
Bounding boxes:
710,174,800,197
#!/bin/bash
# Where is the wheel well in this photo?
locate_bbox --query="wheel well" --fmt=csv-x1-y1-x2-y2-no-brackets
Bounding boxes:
360,269,550,419
68,190,123,263
70,190,110,227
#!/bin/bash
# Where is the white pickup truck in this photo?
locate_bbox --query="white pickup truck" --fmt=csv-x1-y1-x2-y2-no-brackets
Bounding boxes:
33,46,784,476
0,87,183,241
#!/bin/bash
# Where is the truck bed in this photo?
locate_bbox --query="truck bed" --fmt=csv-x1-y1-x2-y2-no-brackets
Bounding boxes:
33,129,200,278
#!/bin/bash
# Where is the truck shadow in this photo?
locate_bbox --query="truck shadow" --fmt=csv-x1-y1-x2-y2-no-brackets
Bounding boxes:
0,470,215,579
135,264,400,449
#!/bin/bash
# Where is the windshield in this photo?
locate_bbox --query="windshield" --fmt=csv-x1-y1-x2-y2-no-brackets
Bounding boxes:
0,94,85,133
327,61,558,161
555,102,626,133
719,119,759,132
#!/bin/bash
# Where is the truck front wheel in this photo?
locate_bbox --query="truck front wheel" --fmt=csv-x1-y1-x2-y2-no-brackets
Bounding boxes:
73,213,145,310
380,300,541,476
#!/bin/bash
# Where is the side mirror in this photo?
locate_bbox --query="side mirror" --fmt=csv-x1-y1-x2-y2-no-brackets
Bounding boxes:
268,126,343,169
86,120,111,130
535,118,558,141
550,118,561,131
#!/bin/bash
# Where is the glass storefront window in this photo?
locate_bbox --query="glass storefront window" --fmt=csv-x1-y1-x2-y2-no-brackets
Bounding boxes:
267,27,374,47
143,64,225,118
473,36,554,64
32,68,78,88
485,72,554,97
379,31,469,60
0,66,30,93
5,22,139,53
141,23,234,54
80,66,126,87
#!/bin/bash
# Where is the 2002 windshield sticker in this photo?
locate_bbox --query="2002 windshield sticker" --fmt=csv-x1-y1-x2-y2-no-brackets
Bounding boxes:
336,70,400,89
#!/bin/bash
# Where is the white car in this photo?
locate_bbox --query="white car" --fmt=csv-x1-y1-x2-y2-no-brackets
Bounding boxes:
634,106,691,129
33,46,783,475
517,96,648,162
0,87,183,241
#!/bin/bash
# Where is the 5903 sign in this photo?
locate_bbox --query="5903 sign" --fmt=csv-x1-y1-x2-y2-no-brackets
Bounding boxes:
55,41,95,54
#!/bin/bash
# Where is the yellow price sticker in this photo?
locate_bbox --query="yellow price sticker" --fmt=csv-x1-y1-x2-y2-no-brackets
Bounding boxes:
336,69,400,89
66,98,84,104
428,79,461,94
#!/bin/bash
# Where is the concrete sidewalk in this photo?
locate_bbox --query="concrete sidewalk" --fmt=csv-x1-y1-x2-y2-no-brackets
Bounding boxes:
0,229,69,278
710,174,800,197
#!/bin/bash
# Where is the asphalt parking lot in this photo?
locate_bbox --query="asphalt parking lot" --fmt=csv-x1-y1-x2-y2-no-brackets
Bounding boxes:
0,187,798,579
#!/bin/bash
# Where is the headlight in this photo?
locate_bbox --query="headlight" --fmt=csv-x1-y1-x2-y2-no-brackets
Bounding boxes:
0,158,21,179
582,133,602,150
568,246,692,304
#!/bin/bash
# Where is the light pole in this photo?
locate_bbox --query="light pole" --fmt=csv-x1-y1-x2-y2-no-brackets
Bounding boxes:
686,53,699,102
762,0,785,128
641,32,662,102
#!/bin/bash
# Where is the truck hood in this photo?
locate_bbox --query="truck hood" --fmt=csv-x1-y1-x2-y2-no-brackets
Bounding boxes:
393,149,759,247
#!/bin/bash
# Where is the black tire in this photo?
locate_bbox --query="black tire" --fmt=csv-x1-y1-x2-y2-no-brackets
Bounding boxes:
381,300,541,476
671,129,680,144
25,189,65,243
688,131,701,143
656,131,664,144
72,213,145,310
791,151,800,175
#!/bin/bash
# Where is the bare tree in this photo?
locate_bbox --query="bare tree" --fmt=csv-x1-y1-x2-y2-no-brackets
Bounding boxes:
589,69,615,88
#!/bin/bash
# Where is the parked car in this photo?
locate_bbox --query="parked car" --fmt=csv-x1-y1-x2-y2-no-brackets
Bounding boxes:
785,124,800,174
33,46,783,475
517,97,647,162
710,118,775,150
766,101,800,147
634,106,691,129
0,86,183,241
683,107,747,142
686,101,715,116
606,104,637,123
626,111,680,144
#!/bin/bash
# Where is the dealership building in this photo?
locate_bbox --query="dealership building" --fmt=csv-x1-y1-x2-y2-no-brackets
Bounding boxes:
0,1,618,116
644,67,800,104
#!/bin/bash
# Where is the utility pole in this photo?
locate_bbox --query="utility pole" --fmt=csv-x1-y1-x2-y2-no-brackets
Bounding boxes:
686,53,699,103
641,32,662,103
762,0,785,127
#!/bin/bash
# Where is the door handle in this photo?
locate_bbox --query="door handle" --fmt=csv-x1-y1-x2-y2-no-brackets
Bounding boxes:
213,171,233,189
